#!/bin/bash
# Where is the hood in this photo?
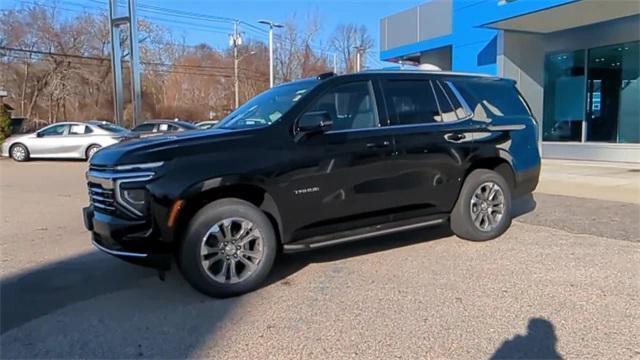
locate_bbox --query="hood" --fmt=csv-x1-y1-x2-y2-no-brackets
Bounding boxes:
90,128,242,167
5,133,34,143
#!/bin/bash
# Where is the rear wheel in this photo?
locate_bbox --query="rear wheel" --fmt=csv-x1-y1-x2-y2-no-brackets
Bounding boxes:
85,144,101,160
179,199,277,297
10,143,29,162
450,169,512,241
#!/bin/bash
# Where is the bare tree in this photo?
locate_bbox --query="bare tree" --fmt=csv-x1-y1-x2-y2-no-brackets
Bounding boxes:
329,23,374,73
274,11,331,82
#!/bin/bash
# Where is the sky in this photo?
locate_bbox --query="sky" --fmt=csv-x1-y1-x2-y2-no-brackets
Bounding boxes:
2,0,425,64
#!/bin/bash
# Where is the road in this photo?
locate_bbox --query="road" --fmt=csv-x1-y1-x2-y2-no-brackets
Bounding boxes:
1,160,638,359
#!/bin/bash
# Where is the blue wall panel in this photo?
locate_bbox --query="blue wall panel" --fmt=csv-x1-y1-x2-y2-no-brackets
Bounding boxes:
380,0,578,75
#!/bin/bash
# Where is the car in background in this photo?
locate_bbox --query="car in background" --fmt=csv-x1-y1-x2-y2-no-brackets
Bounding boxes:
195,120,220,130
1,121,133,162
131,120,198,137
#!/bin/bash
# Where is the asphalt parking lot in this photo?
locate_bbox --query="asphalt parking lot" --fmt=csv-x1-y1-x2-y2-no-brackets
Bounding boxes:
1,160,639,359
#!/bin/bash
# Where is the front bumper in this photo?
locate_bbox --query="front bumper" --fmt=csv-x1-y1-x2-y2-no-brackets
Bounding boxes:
1,142,10,157
83,206,171,269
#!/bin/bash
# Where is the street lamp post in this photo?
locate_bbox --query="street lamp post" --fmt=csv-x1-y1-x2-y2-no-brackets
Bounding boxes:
258,19,283,88
353,45,364,72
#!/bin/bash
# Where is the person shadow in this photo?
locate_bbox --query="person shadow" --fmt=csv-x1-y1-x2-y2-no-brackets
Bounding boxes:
491,318,563,360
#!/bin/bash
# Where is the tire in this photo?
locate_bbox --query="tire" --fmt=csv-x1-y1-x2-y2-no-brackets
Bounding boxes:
450,169,512,241
179,198,277,297
85,144,101,160
10,143,30,162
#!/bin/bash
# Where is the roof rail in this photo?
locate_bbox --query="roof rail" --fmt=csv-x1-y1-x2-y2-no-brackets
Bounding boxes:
316,72,336,80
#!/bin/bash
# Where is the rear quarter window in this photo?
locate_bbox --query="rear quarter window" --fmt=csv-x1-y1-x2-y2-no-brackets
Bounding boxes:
452,79,531,119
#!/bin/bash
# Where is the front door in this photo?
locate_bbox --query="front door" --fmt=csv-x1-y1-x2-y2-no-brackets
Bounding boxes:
278,80,396,238
29,124,69,157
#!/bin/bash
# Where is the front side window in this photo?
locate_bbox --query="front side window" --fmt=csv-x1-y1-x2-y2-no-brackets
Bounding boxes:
383,80,441,125
38,124,67,137
307,81,379,131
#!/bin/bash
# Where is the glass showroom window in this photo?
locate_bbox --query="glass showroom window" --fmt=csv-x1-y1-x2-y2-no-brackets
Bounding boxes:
586,41,639,143
542,50,586,142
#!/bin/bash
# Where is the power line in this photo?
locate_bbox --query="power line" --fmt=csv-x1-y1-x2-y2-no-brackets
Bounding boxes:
1,47,267,75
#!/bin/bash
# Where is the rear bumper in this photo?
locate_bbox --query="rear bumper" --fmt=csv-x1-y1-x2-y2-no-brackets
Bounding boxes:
83,206,171,269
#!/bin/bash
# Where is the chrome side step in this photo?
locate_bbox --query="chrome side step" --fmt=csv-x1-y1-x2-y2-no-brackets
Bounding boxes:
283,217,446,253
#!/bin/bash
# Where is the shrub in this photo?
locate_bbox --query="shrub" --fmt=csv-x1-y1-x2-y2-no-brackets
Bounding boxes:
0,106,11,142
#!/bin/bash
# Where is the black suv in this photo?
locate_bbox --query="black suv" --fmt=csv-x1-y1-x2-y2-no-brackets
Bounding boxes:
83,71,540,297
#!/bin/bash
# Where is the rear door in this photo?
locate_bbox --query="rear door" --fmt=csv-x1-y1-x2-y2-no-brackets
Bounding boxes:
63,123,94,157
380,77,475,215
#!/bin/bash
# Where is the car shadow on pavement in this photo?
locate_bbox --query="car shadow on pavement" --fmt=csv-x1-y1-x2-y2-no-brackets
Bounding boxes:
266,224,454,287
490,318,563,359
0,227,454,358
0,251,158,334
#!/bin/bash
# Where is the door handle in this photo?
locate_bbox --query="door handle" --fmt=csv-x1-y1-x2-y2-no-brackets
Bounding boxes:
444,133,466,142
366,140,391,149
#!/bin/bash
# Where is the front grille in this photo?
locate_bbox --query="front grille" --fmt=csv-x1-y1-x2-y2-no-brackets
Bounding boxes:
88,183,116,213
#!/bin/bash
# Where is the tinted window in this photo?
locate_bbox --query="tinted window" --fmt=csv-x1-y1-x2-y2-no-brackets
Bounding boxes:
440,81,469,120
454,79,530,118
308,81,379,131
133,123,155,132
432,81,458,122
383,80,440,125
38,124,67,136
97,123,128,133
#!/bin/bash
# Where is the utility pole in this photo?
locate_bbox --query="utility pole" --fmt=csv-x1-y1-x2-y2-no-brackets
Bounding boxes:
108,0,142,126
333,53,337,73
128,0,142,126
258,20,283,88
230,21,241,109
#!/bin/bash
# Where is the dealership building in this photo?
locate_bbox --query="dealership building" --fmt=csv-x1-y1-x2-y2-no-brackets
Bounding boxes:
380,0,640,162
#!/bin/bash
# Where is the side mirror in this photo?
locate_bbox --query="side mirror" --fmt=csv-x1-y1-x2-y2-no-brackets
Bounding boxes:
297,111,333,134
36,132,44,138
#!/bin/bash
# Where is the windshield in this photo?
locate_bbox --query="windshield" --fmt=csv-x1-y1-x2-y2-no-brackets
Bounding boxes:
217,79,318,130
97,123,129,133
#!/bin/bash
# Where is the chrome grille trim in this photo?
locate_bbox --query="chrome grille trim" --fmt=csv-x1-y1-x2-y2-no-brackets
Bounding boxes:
88,183,116,213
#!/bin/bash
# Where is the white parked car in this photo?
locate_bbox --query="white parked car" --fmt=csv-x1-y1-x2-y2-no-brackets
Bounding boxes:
1,121,134,162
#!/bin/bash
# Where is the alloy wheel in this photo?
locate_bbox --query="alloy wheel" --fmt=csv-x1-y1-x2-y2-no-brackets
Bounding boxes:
470,181,505,232
200,217,264,284
11,145,26,161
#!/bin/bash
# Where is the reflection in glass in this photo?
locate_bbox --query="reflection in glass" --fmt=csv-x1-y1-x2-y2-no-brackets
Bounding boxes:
542,50,585,142
586,41,639,143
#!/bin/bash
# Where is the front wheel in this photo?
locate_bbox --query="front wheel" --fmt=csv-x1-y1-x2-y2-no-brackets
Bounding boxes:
10,143,30,162
450,169,512,241
179,199,277,297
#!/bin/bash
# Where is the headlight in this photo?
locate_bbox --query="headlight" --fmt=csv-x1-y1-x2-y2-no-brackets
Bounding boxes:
122,188,147,214
115,175,153,216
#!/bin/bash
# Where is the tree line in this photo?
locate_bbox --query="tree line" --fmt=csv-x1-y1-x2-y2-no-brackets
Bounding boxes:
0,4,373,128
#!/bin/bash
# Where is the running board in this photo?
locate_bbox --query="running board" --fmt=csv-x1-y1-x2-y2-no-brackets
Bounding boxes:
282,216,447,253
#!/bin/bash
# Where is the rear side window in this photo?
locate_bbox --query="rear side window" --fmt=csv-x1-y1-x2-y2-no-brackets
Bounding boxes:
432,81,459,122
133,123,155,132
440,81,470,119
453,79,530,118
383,80,441,125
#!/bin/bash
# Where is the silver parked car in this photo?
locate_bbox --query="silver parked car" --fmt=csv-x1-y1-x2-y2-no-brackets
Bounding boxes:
1,121,133,162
